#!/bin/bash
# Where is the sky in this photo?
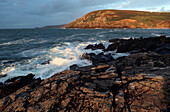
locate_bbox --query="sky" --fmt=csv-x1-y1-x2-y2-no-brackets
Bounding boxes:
0,0,170,29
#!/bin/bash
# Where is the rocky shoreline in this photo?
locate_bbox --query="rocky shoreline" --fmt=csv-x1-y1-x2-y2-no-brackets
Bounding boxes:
0,35,170,111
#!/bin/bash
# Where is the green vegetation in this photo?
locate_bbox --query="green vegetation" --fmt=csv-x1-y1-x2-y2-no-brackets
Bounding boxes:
66,9,170,28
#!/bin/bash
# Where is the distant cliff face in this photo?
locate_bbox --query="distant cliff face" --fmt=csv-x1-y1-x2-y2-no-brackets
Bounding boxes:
66,10,170,29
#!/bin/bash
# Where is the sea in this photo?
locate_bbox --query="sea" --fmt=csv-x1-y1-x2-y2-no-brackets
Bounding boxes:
0,29,170,82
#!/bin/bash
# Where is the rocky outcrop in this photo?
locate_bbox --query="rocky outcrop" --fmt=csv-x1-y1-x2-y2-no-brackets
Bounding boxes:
81,52,114,65
108,35,170,54
0,53,169,112
66,10,170,29
0,36,170,111
0,74,42,99
84,43,105,50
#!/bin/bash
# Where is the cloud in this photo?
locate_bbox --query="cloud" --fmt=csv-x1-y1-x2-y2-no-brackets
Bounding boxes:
121,0,170,8
0,0,170,28
28,0,80,16
28,0,126,16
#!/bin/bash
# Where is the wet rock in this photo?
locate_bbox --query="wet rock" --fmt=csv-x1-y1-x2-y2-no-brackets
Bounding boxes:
0,74,7,79
80,53,95,60
84,44,93,49
106,43,118,51
91,65,110,73
94,43,105,49
70,64,79,71
81,52,114,65
116,36,170,53
109,38,121,43
5,73,35,83
84,43,105,50
0,57,169,112
0,36,169,112
0,82,3,87
41,60,51,65
154,44,170,55
0,73,42,99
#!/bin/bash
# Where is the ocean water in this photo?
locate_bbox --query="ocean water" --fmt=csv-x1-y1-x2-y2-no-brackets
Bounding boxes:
0,29,170,82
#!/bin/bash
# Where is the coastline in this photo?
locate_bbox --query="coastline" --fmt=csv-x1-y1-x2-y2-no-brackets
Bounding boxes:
65,27,170,29
0,35,170,111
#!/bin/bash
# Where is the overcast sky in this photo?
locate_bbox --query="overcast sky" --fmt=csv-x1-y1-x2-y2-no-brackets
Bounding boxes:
0,0,170,29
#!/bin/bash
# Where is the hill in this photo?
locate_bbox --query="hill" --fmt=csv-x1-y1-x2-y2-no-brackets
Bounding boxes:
41,24,67,29
66,10,170,29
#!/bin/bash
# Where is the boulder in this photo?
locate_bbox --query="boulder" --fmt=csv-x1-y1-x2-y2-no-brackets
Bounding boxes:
84,44,93,49
70,64,79,71
81,52,114,65
106,43,117,51
84,43,105,50
94,43,105,49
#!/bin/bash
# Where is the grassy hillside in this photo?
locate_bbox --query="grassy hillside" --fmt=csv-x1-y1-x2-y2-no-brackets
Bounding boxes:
66,10,170,29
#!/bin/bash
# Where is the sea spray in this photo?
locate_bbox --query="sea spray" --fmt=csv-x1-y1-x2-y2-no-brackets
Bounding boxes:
0,29,169,82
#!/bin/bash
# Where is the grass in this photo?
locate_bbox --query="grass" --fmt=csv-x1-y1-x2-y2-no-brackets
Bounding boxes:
66,9,170,28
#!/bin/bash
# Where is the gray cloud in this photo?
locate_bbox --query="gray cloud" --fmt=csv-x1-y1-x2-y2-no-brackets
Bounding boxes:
121,0,170,9
0,0,170,28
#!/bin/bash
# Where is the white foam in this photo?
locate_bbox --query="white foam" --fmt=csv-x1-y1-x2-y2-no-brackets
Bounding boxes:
51,57,73,66
0,38,36,46
151,33,161,36
0,40,124,83
122,37,132,40
1,67,15,75
113,53,130,59
99,34,105,38
0,41,94,82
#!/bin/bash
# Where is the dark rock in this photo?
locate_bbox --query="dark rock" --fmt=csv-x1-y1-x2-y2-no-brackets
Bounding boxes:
5,73,35,83
41,60,51,65
0,82,3,87
0,73,40,99
80,53,96,60
106,43,118,51
91,65,110,73
116,36,170,53
154,61,166,67
84,44,93,49
94,43,105,49
130,48,148,53
0,58,168,112
81,52,114,65
160,35,166,38
70,64,79,71
109,38,121,43
0,74,7,79
84,43,105,50
98,52,104,55
154,44,170,55
0,35,169,112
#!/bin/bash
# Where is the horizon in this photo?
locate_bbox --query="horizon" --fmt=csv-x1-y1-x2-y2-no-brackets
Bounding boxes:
0,9,169,30
0,0,170,29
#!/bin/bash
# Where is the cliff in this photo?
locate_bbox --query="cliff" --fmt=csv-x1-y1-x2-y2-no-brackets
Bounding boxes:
66,10,170,29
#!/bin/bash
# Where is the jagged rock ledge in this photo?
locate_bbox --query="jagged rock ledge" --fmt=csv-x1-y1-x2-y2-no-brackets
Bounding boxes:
0,35,170,111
